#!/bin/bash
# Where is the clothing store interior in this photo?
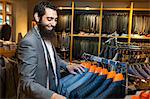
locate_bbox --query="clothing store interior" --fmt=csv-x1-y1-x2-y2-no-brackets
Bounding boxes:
0,0,150,99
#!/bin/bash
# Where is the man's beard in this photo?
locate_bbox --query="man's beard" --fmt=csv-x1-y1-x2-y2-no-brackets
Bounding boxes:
37,22,56,42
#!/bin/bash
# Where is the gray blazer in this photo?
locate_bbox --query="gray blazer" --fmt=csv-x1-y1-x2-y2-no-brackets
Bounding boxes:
17,27,67,99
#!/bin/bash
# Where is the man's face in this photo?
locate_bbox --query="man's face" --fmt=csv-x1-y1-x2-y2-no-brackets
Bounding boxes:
38,8,58,39
41,8,58,31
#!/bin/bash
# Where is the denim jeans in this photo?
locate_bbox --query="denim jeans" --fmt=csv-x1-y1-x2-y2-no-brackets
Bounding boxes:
146,63,150,70
62,68,88,88
142,64,150,75
87,78,113,98
73,38,81,59
73,38,98,59
60,74,74,84
96,80,125,99
56,15,71,32
75,14,100,33
102,13,128,34
131,65,144,79
60,68,89,95
65,72,95,97
75,75,107,98
135,64,150,79
132,16,150,34
69,73,98,98
59,74,74,93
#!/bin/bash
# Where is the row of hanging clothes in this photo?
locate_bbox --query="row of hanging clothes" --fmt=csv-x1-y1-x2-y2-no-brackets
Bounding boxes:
73,37,98,59
61,12,129,35
0,56,18,99
0,23,12,41
55,12,129,35
102,12,128,36
132,15,150,35
50,31,70,52
74,13,100,33
116,42,150,63
55,12,150,36
128,49,150,63
126,43,150,91
128,63,150,80
99,38,118,60
56,31,70,51
128,63,150,91
99,38,150,63
59,53,126,98
97,38,150,94
55,14,71,32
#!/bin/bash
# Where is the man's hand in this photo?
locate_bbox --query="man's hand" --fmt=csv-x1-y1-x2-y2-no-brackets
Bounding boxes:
51,93,66,99
66,63,85,74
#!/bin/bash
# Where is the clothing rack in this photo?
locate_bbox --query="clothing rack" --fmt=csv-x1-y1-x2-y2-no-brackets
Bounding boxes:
103,40,150,51
100,38,150,63
133,14,150,16
113,42,150,91
81,52,128,94
127,63,150,91
103,12,129,16
81,52,127,73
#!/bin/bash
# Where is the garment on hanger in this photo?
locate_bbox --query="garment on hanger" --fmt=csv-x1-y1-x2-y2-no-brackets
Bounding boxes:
1,23,11,41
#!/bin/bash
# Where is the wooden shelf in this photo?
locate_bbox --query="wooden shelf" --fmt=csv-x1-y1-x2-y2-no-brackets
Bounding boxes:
131,37,150,39
71,34,99,37
102,36,129,39
0,48,16,57
133,8,150,11
58,7,150,11
58,7,72,10
74,7,100,10
103,8,130,11
58,7,101,10
117,36,129,39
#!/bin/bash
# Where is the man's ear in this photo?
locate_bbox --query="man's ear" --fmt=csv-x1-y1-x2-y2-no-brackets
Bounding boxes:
34,12,39,22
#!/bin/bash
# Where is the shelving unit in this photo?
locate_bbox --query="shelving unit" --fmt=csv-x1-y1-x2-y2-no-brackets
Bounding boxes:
54,0,150,62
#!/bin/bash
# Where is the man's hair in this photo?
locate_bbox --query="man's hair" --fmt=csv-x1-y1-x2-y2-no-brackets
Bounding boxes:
33,1,57,19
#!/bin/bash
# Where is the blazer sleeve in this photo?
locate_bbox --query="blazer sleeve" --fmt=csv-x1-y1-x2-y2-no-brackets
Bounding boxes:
17,39,55,99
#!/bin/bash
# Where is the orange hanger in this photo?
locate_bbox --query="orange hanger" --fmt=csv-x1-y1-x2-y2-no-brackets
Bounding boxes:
81,62,91,69
107,71,116,79
113,73,124,82
131,95,140,99
89,65,97,73
99,68,108,76
140,91,150,99
95,67,102,73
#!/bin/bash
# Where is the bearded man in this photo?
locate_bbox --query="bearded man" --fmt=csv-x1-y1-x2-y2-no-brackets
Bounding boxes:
17,1,84,99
